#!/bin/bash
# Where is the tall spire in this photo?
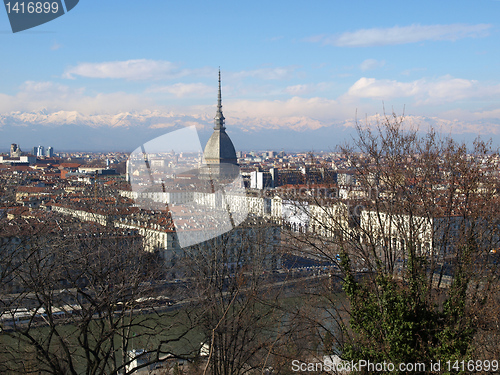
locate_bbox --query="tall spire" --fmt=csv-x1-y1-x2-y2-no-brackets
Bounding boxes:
214,67,225,130
217,68,222,109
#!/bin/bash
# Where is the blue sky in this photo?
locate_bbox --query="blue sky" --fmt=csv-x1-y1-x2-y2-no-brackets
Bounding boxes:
1,0,500,151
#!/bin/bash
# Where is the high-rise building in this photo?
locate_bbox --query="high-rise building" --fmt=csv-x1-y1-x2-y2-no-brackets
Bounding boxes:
36,145,44,157
46,146,54,157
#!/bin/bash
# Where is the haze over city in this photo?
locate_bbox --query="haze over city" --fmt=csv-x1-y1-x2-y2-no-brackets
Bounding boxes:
1,1,500,151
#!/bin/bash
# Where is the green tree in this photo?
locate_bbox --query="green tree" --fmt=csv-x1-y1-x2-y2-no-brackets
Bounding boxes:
285,112,500,374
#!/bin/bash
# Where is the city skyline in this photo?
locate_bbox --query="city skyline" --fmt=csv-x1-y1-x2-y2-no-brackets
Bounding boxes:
1,1,500,151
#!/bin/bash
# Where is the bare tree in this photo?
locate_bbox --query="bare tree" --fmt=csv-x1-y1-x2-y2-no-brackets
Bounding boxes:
282,112,500,372
180,218,287,375
0,219,198,375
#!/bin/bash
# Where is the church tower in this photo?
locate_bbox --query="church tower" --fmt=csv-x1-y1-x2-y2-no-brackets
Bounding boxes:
202,69,238,167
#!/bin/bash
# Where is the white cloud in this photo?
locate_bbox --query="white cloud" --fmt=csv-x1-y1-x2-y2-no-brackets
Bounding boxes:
441,107,500,131
360,59,385,71
283,82,332,96
347,77,419,99
308,24,491,47
345,76,500,104
267,36,284,42
343,113,500,135
184,95,360,132
63,61,298,83
63,59,204,81
224,96,357,127
284,84,312,96
2,75,500,138
146,83,213,98
0,81,153,115
50,42,62,51
302,34,326,43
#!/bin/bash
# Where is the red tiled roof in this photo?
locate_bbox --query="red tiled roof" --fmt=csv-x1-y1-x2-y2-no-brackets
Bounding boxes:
59,163,81,169
17,186,50,193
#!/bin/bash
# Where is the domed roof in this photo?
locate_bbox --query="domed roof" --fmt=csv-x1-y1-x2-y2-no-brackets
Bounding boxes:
203,129,237,164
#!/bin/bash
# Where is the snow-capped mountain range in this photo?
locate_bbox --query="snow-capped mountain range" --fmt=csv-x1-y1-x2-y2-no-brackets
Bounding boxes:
0,109,498,152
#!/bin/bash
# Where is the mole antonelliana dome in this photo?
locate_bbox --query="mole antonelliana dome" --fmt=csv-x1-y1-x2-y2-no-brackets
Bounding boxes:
202,69,238,166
